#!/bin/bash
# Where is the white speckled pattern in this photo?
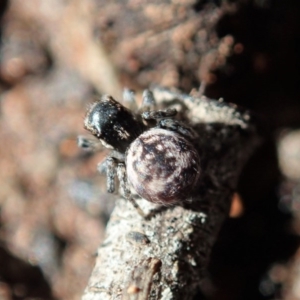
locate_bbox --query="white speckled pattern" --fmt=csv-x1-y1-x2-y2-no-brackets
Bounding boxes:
126,128,201,204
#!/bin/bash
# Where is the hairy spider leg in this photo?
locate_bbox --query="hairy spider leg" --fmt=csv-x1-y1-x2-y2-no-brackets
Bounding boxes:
104,156,146,218
141,108,177,120
123,88,138,111
157,119,199,141
116,162,146,218
106,157,117,193
141,89,156,111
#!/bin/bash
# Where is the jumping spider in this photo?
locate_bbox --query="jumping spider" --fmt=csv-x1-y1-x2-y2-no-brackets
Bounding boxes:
79,89,201,217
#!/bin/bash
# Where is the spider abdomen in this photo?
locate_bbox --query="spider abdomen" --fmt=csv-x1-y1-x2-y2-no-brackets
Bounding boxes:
126,128,201,205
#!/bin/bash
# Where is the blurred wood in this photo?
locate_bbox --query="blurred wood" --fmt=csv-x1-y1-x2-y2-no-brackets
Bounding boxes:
6,0,123,97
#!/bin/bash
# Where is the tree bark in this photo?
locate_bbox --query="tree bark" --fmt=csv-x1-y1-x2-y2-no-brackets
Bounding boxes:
81,87,259,300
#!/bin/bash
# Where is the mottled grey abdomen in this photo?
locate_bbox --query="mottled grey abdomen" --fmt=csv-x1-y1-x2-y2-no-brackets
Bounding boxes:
126,128,201,205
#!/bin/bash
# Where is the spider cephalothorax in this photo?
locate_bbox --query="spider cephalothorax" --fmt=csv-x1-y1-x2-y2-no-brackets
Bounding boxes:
80,90,201,215
84,95,146,152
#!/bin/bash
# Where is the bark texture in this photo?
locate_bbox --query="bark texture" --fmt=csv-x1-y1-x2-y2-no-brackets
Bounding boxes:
82,87,258,300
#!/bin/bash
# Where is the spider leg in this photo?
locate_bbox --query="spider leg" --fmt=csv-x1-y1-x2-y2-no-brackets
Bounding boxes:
117,162,146,218
100,150,126,192
141,108,177,120
123,88,138,110
77,135,103,152
157,118,199,140
106,157,117,193
141,89,156,111
140,89,177,125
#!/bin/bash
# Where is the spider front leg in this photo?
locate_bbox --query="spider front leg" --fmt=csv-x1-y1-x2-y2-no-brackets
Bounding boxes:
106,157,117,193
141,108,177,120
116,162,146,218
102,155,125,194
141,89,156,111
103,156,146,218
141,90,177,120
157,118,199,141
123,88,138,110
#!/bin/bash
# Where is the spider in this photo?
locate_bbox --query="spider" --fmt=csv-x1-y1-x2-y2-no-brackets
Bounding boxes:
78,89,201,217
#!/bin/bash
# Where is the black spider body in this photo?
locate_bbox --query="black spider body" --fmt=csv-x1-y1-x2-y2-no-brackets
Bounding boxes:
84,96,146,152
83,91,201,210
